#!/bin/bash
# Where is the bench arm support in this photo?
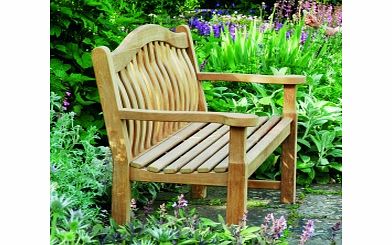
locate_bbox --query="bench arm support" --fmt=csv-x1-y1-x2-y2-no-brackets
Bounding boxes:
197,72,305,85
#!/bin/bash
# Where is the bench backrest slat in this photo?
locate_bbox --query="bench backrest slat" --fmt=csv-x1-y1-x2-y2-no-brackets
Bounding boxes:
93,24,205,159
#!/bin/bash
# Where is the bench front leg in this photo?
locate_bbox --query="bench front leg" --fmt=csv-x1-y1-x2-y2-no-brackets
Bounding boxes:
226,126,248,225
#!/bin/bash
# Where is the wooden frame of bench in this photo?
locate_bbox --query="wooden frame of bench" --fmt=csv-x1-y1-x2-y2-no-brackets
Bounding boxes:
92,24,305,225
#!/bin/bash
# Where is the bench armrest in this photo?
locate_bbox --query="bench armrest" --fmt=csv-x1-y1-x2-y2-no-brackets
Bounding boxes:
197,72,305,85
118,108,259,127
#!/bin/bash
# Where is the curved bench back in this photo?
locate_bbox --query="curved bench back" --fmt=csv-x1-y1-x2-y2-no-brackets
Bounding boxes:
93,24,206,159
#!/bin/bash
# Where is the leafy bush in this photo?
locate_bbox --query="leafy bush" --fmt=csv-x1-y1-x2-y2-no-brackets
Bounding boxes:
50,186,98,244
50,92,163,215
193,12,342,185
50,0,187,135
50,92,112,217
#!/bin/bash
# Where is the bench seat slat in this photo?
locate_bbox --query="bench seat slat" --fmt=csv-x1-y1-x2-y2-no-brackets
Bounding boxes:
213,116,281,173
195,120,264,173
147,123,222,172
183,118,265,173
131,122,206,168
246,118,292,178
164,124,229,174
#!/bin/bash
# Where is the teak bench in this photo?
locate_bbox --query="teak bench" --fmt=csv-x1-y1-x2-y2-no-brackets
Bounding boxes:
92,24,305,225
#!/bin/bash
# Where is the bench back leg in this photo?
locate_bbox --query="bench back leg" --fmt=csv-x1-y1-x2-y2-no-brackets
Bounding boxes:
191,185,207,198
280,85,297,203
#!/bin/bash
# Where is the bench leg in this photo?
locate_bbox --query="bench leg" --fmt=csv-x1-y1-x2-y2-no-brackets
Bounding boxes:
191,185,207,198
226,164,247,225
281,84,297,203
111,164,131,225
280,133,296,203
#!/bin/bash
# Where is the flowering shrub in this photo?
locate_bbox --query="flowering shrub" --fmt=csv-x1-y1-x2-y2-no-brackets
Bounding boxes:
299,220,315,245
95,194,315,244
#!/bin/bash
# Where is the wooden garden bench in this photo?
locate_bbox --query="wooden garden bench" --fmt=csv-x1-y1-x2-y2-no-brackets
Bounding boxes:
92,24,305,225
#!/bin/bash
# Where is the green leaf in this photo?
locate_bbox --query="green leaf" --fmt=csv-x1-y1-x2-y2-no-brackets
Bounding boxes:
75,93,96,106
258,97,272,105
54,44,67,53
329,149,342,157
60,7,72,16
178,240,199,245
240,226,260,235
50,26,62,37
329,162,342,172
65,73,95,85
316,165,329,173
319,158,329,166
297,161,314,169
199,217,220,227
298,138,311,148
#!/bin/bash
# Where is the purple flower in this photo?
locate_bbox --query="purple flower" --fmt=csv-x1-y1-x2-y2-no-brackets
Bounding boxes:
229,24,236,40
311,1,318,14
331,221,341,232
299,220,315,245
65,91,71,97
63,101,70,107
176,194,188,208
173,194,188,217
330,221,341,240
303,1,311,11
275,22,283,31
261,213,287,240
189,17,200,28
272,216,287,239
262,213,274,232
286,30,292,39
239,210,248,227
300,31,308,44
212,24,222,38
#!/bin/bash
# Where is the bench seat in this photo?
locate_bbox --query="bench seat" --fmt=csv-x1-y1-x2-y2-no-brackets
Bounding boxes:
131,116,291,176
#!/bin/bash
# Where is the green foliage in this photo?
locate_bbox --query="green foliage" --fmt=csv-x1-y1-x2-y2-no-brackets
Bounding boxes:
195,16,342,185
50,186,97,244
50,0,187,135
50,92,112,216
50,0,141,133
82,198,293,244
208,22,263,73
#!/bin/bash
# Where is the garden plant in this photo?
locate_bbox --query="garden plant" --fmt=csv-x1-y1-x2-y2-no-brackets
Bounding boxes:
50,0,342,243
